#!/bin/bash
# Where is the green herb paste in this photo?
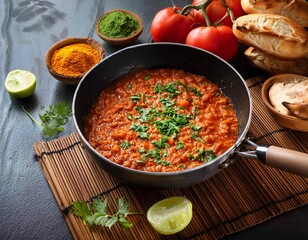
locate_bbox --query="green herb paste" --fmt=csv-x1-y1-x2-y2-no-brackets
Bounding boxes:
99,11,140,38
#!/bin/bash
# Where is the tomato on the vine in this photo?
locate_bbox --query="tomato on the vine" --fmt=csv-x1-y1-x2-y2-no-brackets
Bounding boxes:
151,7,195,43
192,0,245,27
185,25,238,61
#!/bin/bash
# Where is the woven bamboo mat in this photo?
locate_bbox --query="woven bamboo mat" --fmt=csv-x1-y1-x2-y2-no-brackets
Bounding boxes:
33,76,308,240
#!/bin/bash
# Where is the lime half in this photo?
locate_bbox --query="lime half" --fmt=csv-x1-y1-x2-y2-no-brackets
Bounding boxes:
5,69,36,98
147,196,193,235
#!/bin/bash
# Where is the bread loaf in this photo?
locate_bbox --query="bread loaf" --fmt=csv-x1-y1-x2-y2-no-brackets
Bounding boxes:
269,75,308,116
245,47,308,76
240,0,308,27
233,14,308,60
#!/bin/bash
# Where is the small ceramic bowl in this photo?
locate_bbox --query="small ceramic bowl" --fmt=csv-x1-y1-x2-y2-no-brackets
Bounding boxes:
95,9,143,46
261,74,308,132
45,38,105,85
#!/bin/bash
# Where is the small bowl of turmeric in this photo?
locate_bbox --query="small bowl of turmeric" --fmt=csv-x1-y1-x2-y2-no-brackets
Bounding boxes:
95,9,143,46
45,38,105,85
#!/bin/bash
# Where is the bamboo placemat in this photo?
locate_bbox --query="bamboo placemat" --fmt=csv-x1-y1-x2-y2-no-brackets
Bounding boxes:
34,76,308,240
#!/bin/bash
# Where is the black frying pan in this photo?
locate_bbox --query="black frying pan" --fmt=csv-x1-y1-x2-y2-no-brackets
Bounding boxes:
73,43,308,188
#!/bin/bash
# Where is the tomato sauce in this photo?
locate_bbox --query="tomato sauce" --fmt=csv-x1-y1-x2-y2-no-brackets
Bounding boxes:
84,69,238,172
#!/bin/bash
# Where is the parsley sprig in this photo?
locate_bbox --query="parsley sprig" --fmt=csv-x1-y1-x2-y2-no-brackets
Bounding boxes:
72,196,143,229
22,101,72,138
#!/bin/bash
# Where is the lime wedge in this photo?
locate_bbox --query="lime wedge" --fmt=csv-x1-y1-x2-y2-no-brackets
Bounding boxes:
147,196,193,235
5,69,36,98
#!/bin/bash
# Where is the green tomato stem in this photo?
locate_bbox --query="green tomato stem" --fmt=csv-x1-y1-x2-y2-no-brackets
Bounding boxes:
220,0,235,22
180,0,212,26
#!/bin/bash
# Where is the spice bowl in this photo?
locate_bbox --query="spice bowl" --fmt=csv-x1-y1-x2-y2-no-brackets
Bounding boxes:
45,38,105,85
261,74,308,132
95,9,143,46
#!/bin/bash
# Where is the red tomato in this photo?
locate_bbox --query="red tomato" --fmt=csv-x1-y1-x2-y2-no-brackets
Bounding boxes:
185,25,238,61
151,7,195,43
192,0,245,27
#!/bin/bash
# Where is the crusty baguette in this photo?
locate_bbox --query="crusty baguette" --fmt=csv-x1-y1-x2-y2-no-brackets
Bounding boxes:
233,14,308,60
245,47,308,76
240,0,308,27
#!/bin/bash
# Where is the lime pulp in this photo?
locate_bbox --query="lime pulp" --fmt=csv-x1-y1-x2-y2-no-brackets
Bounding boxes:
5,69,36,98
147,196,193,235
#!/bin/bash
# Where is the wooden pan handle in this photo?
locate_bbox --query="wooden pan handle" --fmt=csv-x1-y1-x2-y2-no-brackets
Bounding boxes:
260,146,308,177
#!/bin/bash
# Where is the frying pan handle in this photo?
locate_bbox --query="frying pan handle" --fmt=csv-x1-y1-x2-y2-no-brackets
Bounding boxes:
256,145,308,178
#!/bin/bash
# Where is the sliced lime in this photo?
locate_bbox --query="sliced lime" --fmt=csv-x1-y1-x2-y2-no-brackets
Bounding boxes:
5,69,36,98
147,196,193,235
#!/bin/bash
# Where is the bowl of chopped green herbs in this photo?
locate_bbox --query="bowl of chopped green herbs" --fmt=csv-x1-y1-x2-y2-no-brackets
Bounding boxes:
95,9,143,46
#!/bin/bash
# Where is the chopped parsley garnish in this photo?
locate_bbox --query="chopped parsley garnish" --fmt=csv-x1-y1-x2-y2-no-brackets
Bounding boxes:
176,142,184,150
154,82,181,97
197,149,216,162
138,132,150,139
130,94,142,102
190,125,202,132
124,79,216,166
120,142,131,149
189,87,201,97
135,106,158,123
193,106,198,116
191,133,205,143
126,113,134,121
155,160,171,166
160,97,176,107
144,75,150,80
155,119,181,136
130,123,148,132
152,136,169,149
175,80,202,97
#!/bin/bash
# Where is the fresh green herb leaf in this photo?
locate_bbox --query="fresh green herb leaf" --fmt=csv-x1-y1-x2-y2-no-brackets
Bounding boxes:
188,154,194,160
191,133,205,143
105,216,118,229
22,101,72,138
135,106,159,123
144,75,150,80
130,123,148,132
138,148,147,154
126,113,134,121
155,119,180,136
160,97,176,107
197,149,216,162
71,196,142,229
176,80,187,91
155,159,171,166
176,142,184,150
190,125,202,132
130,94,142,102
120,142,131,149
152,136,169,149
178,164,186,169
193,106,198,116
189,87,201,97
154,82,181,97
118,217,134,228
72,201,92,225
138,132,150,139
145,149,161,160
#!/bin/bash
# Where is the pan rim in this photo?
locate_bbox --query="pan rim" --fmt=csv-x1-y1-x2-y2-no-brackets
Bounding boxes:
72,42,252,176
